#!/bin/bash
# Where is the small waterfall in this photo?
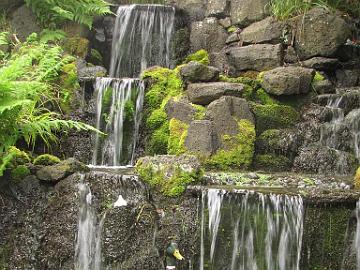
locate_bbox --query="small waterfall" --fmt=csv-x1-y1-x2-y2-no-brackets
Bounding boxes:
199,189,304,270
75,181,105,270
92,78,145,166
109,4,175,78
355,200,360,270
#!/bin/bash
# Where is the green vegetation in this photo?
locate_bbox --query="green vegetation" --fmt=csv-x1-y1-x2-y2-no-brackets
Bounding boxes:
62,36,89,58
206,119,256,170
183,49,210,65
313,71,325,82
168,118,189,155
354,167,360,189
10,165,31,181
33,154,61,166
25,0,111,28
254,154,291,172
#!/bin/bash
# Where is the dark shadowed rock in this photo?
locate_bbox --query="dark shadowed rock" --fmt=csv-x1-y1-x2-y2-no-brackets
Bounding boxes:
165,98,197,124
226,16,286,45
284,46,298,63
336,69,360,87
185,120,219,156
230,0,270,27
226,44,283,73
10,5,42,41
313,79,335,94
206,0,230,18
180,61,220,82
167,0,206,20
205,96,254,138
292,8,351,60
186,82,245,105
262,66,315,95
0,0,23,11
301,57,340,71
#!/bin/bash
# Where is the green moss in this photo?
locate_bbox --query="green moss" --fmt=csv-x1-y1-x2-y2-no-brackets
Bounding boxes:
192,104,206,120
33,154,61,166
168,118,189,155
10,165,30,181
219,74,254,85
147,122,169,155
257,71,265,83
354,167,360,189
62,36,89,58
313,71,325,82
255,88,278,105
88,48,103,65
183,49,209,65
124,100,135,122
7,146,31,169
254,154,291,172
206,119,256,170
102,86,113,111
60,62,80,113
146,108,168,130
251,104,299,134
136,161,202,197
227,26,237,33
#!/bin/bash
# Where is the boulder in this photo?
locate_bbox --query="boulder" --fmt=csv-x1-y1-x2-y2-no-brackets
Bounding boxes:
292,8,351,60
313,79,335,94
10,5,42,41
165,98,197,124
77,65,107,79
226,44,283,73
284,46,298,63
206,0,230,18
226,17,286,45
180,61,220,83
261,66,315,95
230,0,270,27
186,82,245,105
185,120,219,156
190,17,228,54
301,57,340,71
205,96,254,138
167,0,206,21
36,158,89,183
336,69,360,87
0,0,23,11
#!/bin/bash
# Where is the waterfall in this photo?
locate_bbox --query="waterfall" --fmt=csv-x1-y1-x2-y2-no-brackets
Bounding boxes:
109,4,175,78
75,181,105,270
355,200,360,270
199,189,304,270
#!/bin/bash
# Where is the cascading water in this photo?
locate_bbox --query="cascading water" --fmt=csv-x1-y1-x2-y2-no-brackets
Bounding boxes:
91,4,175,166
199,189,304,270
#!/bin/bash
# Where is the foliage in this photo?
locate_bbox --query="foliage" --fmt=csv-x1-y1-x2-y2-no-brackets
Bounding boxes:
313,71,325,82
183,49,210,65
62,37,89,58
168,118,189,155
39,29,66,43
25,0,111,28
254,154,291,172
206,119,256,170
10,165,31,181
33,154,61,166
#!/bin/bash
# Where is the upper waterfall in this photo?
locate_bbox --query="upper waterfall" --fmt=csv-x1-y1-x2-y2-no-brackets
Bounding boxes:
109,4,175,78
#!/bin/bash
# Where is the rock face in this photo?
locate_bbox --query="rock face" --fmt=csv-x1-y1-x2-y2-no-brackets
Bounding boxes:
0,0,23,11
165,98,197,124
77,65,107,79
262,66,315,95
226,44,283,73
206,0,230,18
226,16,286,45
293,8,351,60
301,57,339,71
10,5,42,41
205,96,254,138
230,0,270,27
186,82,245,105
185,120,219,156
180,61,220,82
190,17,228,54
167,0,206,20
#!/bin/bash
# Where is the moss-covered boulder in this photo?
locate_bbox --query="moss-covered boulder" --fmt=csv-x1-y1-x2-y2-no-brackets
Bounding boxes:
33,154,61,166
167,118,189,155
136,155,203,197
62,36,89,58
183,49,210,65
10,165,31,182
251,104,299,134
180,61,220,83
7,146,31,169
254,154,292,172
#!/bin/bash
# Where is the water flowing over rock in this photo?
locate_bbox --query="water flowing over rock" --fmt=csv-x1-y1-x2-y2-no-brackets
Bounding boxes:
92,78,144,166
109,4,175,77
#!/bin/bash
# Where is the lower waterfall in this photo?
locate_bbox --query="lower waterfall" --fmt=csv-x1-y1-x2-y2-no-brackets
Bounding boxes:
199,189,304,270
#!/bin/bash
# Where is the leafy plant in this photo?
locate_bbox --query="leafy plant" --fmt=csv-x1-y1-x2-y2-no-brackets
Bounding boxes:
24,0,111,28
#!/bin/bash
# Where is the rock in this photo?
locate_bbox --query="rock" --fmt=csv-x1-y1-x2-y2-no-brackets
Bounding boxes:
313,79,335,94
10,5,42,41
186,82,245,105
190,17,228,54
185,120,219,156
77,65,107,79
336,69,360,87
230,0,270,27
180,61,220,83
292,8,351,60
226,44,283,74
284,46,298,63
36,158,89,183
219,17,232,28
244,172,260,179
301,57,339,71
165,98,197,124
254,154,292,172
206,0,230,18
167,0,206,21
226,17,286,45
261,66,315,95
205,96,254,138
1,0,23,10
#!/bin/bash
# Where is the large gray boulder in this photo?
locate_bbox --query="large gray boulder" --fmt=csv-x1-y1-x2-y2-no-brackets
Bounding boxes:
206,0,230,18
165,98,197,124
166,0,206,20
10,5,42,41
230,0,270,27
180,61,220,83
262,66,315,95
185,120,219,156
226,16,286,45
301,57,340,71
186,82,245,105
226,44,283,73
190,17,228,54
205,96,254,139
292,8,351,60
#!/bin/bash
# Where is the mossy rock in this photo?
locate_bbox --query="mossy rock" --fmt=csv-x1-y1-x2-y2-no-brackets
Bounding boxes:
10,165,30,182
7,146,31,169
62,36,89,58
254,154,292,172
251,104,299,134
88,48,103,65
354,167,360,189
167,118,189,155
33,154,61,166
146,122,170,155
60,62,80,113
183,49,209,65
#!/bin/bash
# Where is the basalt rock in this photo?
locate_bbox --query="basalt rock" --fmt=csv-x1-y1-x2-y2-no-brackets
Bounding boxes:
230,0,270,27
10,5,42,41
165,98,197,124
180,61,220,83
313,79,335,94
205,0,230,18
301,57,340,71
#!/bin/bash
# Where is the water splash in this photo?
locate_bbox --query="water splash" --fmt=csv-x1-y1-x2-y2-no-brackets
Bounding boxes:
109,4,175,78
92,78,144,166
200,189,304,270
